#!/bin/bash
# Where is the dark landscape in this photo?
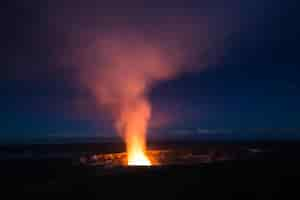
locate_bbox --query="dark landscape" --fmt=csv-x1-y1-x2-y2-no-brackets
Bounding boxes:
1,140,300,199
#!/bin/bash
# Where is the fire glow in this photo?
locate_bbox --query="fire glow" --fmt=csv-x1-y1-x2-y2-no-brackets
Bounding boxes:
128,149,151,166
118,96,152,166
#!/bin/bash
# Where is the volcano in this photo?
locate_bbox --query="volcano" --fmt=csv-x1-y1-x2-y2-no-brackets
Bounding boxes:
80,149,230,168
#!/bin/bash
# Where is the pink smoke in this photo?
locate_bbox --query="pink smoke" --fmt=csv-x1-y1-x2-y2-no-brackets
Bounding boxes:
66,18,225,164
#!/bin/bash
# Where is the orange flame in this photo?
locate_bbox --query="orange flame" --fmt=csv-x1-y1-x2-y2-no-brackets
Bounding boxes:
127,142,151,166
116,97,152,166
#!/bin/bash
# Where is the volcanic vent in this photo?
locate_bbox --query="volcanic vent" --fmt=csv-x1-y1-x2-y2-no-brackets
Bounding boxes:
80,149,231,168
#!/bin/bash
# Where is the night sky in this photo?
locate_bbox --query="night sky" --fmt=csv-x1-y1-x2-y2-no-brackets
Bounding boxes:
1,0,299,141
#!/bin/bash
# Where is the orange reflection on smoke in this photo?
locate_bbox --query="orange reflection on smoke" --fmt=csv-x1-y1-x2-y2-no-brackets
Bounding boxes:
119,98,152,166
127,134,151,166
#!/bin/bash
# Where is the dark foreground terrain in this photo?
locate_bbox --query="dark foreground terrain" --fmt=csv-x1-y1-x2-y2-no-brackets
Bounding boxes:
1,141,300,199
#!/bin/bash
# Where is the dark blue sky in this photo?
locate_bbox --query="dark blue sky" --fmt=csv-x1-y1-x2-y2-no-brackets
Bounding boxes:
0,0,299,140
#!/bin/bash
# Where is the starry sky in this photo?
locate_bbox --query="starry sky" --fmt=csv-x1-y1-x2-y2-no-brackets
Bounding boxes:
0,0,299,141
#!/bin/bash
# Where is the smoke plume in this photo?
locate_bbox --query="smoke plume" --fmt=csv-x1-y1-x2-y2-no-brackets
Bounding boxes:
67,18,225,164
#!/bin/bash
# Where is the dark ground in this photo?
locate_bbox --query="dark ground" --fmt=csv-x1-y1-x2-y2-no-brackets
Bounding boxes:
0,141,300,199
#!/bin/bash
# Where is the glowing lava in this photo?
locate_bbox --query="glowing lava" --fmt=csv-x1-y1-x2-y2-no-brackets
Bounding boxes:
127,134,151,166
127,149,151,166
118,98,152,166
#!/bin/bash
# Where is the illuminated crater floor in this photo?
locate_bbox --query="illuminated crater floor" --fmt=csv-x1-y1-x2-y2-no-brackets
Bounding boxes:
80,150,231,167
